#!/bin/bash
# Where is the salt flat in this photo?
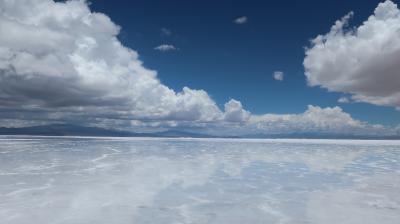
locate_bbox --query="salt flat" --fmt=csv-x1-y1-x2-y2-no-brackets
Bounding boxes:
0,136,399,224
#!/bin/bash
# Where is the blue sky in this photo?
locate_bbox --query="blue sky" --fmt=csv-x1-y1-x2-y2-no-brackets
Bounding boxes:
0,0,399,136
89,0,399,125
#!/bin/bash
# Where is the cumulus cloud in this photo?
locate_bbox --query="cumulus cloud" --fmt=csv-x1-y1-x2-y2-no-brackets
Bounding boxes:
245,105,396,136
338,97,350,104
304,0,400,109
194,105,398,137
154,44,177,52
0,0,397,137
223,99,250,122
234,16,248,24
273,71,284,81
0,0,233,125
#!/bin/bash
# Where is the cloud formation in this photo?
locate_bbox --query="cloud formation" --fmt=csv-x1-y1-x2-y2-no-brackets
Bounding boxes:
338,97,350,104
0,0,397,137
234,16,248,24
223,99,250,122
154,44,177,52
304,0,400,109
273,71,284,81
0,0,239,124
246,105,395,136
160,27,172,36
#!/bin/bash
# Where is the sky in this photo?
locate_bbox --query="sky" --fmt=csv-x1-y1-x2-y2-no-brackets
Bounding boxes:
0,0,399,136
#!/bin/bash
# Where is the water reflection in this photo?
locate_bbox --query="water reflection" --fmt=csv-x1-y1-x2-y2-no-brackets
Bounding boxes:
0,137,399,223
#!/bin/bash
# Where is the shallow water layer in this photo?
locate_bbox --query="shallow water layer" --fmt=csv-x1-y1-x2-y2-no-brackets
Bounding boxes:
0,136,399,224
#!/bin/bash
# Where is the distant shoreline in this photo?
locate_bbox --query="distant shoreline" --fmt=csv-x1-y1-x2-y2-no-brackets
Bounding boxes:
1,124,399,140
1,134,400,141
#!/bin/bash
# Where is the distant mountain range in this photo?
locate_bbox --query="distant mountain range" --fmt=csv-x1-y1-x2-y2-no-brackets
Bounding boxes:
0,124,214,138
0,124,399,139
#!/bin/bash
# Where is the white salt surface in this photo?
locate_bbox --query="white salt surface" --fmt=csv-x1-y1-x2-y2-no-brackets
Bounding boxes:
0,136,399,224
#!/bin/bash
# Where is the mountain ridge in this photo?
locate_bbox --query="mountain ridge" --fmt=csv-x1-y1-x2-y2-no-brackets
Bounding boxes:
0,124,399,140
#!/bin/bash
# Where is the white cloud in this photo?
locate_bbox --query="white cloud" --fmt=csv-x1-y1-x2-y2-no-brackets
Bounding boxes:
161,27,172,36
0,0,227,124
304,0,400,109
234,16,248,24
154,44,177,52
273,71,284,81
244,105,395,136
338,97,350,104
0,0,397,137
223,99,250,122
194,105,398,137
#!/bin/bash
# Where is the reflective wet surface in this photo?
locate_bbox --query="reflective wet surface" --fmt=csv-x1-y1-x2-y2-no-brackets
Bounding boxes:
0,136,399,224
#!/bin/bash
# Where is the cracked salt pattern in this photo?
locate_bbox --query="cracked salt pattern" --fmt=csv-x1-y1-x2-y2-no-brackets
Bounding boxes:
0,136,399,224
